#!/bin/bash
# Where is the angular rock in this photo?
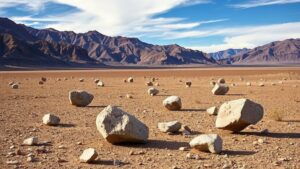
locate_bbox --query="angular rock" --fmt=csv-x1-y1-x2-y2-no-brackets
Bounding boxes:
96,105,149,144
185,81,192,88
212,84,229,95
23,137,38,146
69,90,94,107
163,96,182,110
79,148,98,163
207,106,218,115
215,99,264,132
189,134,222,154
147,87,159,96
42,114,60,126
217,78,225,84
97,81,104,87
158,121,181,133
128,77,134,83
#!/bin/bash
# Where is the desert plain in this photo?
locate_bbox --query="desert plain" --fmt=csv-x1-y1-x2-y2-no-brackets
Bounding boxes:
0,67,299,169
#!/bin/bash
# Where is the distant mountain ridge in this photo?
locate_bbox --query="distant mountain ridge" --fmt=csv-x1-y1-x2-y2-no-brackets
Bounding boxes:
0,17,299,67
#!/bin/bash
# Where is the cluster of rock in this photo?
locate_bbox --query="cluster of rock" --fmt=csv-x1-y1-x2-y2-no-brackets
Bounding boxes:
211,78,229,95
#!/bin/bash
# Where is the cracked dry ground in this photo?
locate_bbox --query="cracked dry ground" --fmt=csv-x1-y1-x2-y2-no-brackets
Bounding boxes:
0,67,299,169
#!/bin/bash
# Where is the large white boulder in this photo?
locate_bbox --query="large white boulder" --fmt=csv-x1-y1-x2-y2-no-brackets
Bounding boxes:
158,121,181,133
212,83,229,95
163,96,182,110
69,90,94,107
96,105,149,144
215,99,264,132
189,134,222,154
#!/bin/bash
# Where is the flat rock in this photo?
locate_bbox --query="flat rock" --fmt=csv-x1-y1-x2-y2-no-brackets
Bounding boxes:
42,114,60,126
212,83,229,95
69,90,94,107
158,121,181,133
79,148,98,163
215,98,264,132
96,105,149,144
163,96,182,110
189,134,222,154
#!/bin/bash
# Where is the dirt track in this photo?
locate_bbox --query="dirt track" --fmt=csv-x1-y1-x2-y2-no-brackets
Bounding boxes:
0,67,299,169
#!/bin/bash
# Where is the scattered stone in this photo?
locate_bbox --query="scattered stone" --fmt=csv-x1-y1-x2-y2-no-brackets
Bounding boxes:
231,83,236,87
207,106,218,115
79,148,98,163
185,81,192,88
258,138,264,144
97,81,104,87
94,79,100,83
163,96,182,110
42,114,60,126
258,83,265,87
41,77,47,82
96,105,149,144
27,156,34,162
69,90,94,107
22,137,38,146
76,142,82,145
145,81,153,86
155,82,160,86
39,81,44,85
158,121,181,133
179,147,188,151
189,134,223,154
128,77,134,83
147,87,159,96
123,79,127,83
126,94,133,99
246,82,251,86
79,79,84,82
212,84,229,95
215,99,264,132
58,145,65,149
11,84,18,89
9,81,14,86
217,78,225,84
6,160,19,165
210,81,216,86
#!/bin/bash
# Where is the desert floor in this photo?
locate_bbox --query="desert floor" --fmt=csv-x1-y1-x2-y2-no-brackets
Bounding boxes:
0,67,299,169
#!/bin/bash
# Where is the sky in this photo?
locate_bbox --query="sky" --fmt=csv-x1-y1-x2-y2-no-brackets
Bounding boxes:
1,0,300,53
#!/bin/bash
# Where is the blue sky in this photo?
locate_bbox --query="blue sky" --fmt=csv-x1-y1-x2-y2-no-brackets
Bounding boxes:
1,0,300,52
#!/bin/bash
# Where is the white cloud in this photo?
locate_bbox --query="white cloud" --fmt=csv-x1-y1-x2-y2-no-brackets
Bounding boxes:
0,0,49,11
231,0,300,8
187,22,300,53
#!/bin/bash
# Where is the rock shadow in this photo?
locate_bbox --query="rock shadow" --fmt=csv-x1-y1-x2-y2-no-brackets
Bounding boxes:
116,139,189,150
222,150,256,156
58,123,76,128
237,132,300,139
179,108,206,112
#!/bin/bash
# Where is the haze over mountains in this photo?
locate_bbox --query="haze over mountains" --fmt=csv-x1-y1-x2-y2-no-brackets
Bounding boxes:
0,17,299,68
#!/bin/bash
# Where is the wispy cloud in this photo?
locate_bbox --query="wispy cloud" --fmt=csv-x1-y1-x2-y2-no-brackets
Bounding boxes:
231,0,300,8
187,22,300,52
0,0,49,11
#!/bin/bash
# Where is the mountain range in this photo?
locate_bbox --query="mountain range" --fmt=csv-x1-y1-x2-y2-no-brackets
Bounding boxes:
0,17,299,68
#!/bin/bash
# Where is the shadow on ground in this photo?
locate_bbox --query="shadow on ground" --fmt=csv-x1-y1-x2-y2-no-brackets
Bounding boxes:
237,132,300,139
115,139,189,150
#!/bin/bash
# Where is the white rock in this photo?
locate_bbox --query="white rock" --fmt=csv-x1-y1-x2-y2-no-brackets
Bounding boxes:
23,137,38,146
207,106,218,115
126,94,133,99
69,90,94,107
97,81,104,87
79,148,98,163
6,160,19,165
246,82,252,86
96,105,149,144
212,83,229,95
158,121,181,133
127,77,134,83
258,83,265,87
42,114,60,126
163,96,182,110
215,99,264,132
189,134,222,154
147,87,159,96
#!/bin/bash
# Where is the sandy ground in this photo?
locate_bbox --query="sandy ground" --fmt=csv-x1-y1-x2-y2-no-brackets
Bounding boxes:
0,67,299,169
